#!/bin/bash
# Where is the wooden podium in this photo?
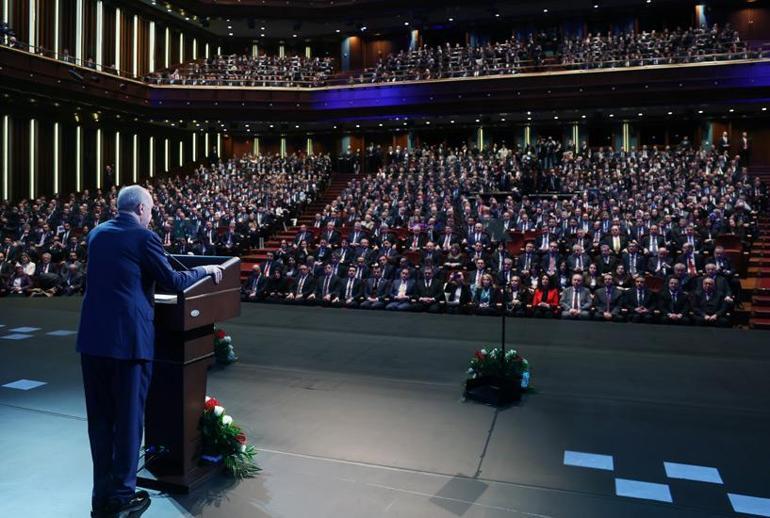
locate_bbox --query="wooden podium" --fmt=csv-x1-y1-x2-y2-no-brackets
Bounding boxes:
137,255,241,493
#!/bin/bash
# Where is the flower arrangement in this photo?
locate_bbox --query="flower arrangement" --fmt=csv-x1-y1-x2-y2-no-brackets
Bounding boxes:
200,396,259,479
214,328,238,364
466,347,531,390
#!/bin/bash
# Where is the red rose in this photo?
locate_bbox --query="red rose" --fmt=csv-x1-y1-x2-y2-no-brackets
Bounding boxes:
215,329,226,339
204,397,219,411
474,350,486,360
235,432,247,445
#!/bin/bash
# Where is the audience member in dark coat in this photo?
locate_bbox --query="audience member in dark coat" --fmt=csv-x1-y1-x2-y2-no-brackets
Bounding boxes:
691,277,729,326
415,267,442,313
657,277,691,325
622,276,656,323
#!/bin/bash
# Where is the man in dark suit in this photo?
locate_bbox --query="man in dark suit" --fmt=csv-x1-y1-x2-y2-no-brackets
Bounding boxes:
602,226,627,256
622,275,656,323
241,264,266,302
622,242,647,278
337,266,364,308
386,268,415,311
647,247,674,278
560,273,592,320
77,186,222,518
516,242,538,276
658,277,690,325
293,225,314,248
321,222,341,247
692,277,729,326
415,267,442,313
315,263,341,305
218,222,242,256
360,265,390,310
593,273,624,322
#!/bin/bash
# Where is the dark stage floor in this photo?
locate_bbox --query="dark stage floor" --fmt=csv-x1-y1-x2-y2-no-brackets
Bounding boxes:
1,298,770,518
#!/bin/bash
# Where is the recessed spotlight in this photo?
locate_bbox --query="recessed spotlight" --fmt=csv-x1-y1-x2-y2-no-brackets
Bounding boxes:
698,110,704,114
527,117,531,121
269,124,274,128
667,111,673,115
501,118,506,122
594,4,599,7
425,121,430,125
763,107,768,111
378,123,383,127
228,32,233,36
495,13,500,18
581,114,586,119
646,0,651,3
403,122,407,126
450,120,455,123
638,112,643,116
526,111,531,115
260,33,265,37
475,119,480,123
553,115,558,119
609,114,614,118
335,29,341,33
543,8,548,13
356,124,360,128
360,26,367,31
292,34,297,38
227,25,232,29
448,17,454,22
729,108,735,113
261,27,265,30
404,22,410,26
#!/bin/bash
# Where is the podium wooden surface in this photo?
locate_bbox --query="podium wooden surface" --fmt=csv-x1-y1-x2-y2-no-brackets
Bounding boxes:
137,255,241,493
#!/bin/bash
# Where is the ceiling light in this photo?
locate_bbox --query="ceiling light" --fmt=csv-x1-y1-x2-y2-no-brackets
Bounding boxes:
553,115,558,119
335,29,341,33
543,8,548,13
526,111,531,115
404,22,410,26
527,117,531,121
763,107,768,111
292,34,297,38
227,25,232,29
378,123,383,127
403,122,407,126
729,108,734,113
425,121,430,125
495,13,500,18
475,119,480,123
581,114,586,119
450,120,455,124
360,26,367,31
594,4,599,7
295,125,300,128
667,111,673,115
356,124,360,128
501,118,506,122
261,26,265,30
698,110,703,114
609,114,614,118
260,33,265,37
228,32,233,36
638,112,643,116
448,17,454,22
269,124,274,128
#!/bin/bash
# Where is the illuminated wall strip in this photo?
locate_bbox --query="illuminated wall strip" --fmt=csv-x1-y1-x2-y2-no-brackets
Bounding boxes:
572,124,579,150
164,27,170,68
192,134,197,162
132,15,138,76
178,32,184,64
204,133,209,157
149,21,155,72
178,140,183,167
53,122,59,193
75,126,82,191
524,125,531,146
132,134,138,182
149,136,154,177
54,0,60,57
305,46,311,59
216,45,221,56
477,127,484,150
29,0,36,52
216,133,221,156
29,119,36,199
252,43,258,58
2,115,8,200
622,122,630,152
75,0,83,61
306,137,313,155
279,45,285,58
115,8,121,71
2,0,7,24
96,128,102,189
280,137,287,158
205,43,210,59
95,1,103,70
164,138,169,172
253,138,259,156
192,38,197,60
115,131,121,186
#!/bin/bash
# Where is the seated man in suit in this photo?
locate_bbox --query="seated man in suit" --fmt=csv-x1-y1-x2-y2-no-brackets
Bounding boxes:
264,270,290,303
594,244,617,275
692,277,729,327
560,273,592,320
386,268,415,311
337,266,364,308
515,242,538,276
622,275,656,323
657,276,691,325
497,258,516,287
293,224,314,248
566,244,591,274
540,241,563,278
415,266,442,313
359,265,390,310
315,263,341,306
602,225,627,256
622,241,647,278
443,271,472,314
592,273,623,322
647,247,674,278
218,222,242,256
284,264,315,305
695,263,734,307
241,264,266,302
677,242,703,277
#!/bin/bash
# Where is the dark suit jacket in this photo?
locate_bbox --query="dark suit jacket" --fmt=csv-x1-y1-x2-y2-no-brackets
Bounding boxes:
647,256,674,277
692,290,727,317
315,274,341,298
594,287,623,313
657,289,691,315
364,276,390,299
291,274,316,297
76,213,206,360
338,277,363,300
389,278,416,299
416,278,443,301
621,253,647,276
242,272,266,295
622,288,656,311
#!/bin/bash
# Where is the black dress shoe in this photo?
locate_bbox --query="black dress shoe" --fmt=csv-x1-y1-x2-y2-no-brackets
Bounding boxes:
106,490,151,518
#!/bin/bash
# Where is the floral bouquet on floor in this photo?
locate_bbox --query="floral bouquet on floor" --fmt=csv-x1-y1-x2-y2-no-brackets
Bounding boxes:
466,347,531,391
214,328,238,365
200,396,260,478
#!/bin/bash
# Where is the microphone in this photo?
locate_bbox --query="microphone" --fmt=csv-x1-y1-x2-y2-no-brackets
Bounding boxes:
164,252,190,271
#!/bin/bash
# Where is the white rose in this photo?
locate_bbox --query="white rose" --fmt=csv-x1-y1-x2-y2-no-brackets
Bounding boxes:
239,444,246,453
214,405,225,416
222,415,233,425
224,336,232,344
205,396,211,403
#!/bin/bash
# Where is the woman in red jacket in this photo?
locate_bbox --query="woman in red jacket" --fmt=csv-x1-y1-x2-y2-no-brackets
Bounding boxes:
531,274,560,318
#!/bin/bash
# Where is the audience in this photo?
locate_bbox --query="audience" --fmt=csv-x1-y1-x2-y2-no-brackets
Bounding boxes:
240,139,762,327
